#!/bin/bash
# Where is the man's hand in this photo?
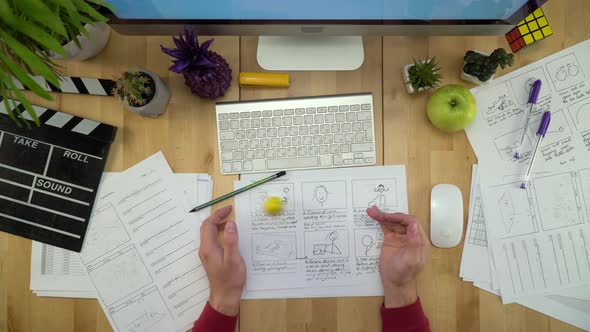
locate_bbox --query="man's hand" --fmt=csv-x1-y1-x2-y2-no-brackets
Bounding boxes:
366,206,429,308
199,205,246,316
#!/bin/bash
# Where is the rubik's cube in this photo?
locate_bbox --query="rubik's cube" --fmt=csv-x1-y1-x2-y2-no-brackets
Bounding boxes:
505,7,553,53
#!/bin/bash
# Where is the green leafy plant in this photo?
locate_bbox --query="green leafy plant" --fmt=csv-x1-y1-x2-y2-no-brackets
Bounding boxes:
406,58,443,93
0,0,111,128
463,48,514,82
112,71,154,107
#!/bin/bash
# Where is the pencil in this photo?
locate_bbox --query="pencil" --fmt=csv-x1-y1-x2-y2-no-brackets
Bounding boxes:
189,171,286,213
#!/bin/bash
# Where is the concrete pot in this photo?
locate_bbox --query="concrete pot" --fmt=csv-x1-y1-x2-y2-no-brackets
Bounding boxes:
52,22,111,61
117,69,171,118
461,50,495,85
403,62,435,94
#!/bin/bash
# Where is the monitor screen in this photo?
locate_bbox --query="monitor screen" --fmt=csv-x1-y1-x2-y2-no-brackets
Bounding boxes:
106,0,531,21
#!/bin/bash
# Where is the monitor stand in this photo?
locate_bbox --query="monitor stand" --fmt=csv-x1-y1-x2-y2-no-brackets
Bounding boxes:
257,36,364,71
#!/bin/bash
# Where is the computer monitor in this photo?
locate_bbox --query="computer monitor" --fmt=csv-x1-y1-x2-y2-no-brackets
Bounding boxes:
103,0,545,70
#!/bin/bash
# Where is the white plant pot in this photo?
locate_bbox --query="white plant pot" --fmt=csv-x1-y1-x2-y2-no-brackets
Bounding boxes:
52,22,111,61
117,69,171,118
403,62,435,94
461,50,494,85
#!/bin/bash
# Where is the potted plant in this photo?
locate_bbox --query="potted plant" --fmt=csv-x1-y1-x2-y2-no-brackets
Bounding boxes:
51,22,111,61
112,69,170,118
0,0,111,127
161,27,232,99
403,58,443,94
461,48,514,85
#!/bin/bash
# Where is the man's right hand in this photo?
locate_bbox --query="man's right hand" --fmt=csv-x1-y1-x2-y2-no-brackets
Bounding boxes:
366,206,429,308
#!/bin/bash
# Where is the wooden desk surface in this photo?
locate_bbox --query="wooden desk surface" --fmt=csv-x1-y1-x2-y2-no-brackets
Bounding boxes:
1,1,589,331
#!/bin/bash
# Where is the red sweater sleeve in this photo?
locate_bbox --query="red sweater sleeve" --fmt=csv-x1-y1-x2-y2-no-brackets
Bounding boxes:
193,302,238,332
381,298,430,332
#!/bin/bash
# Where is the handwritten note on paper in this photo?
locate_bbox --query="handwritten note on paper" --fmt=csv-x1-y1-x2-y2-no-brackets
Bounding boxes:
235,166,408,299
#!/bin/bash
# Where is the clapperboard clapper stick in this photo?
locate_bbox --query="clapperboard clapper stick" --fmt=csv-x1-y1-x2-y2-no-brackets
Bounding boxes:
13,75,117,96
0,93,117,252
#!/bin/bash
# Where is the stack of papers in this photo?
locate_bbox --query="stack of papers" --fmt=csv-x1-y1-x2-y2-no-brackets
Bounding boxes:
462,38,590,329
234,166,408,299
30,152,213,332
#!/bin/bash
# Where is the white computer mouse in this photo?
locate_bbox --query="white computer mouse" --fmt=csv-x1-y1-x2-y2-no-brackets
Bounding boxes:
430,184,464,248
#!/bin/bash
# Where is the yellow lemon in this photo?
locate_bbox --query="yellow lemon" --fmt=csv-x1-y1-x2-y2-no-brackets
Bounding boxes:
263,196,283,215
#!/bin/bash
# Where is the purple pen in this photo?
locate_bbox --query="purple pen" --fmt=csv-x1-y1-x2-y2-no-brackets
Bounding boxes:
514,79,542,159
521,111,551,189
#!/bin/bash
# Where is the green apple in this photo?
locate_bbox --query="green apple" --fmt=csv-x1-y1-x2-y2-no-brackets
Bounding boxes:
427,84,477,132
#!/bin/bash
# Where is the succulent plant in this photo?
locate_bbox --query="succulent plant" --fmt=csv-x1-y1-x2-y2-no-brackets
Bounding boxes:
161,27,231,99
112,71,154,107
406,58,443,93
463,48,514,82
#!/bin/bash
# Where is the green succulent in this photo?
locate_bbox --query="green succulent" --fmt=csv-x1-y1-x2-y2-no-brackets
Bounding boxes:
0,0,112,128
112,71,153,107
406,57,443,93
463,48,514,82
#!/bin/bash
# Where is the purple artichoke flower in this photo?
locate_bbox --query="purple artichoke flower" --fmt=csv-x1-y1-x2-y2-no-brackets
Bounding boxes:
161,27,231,99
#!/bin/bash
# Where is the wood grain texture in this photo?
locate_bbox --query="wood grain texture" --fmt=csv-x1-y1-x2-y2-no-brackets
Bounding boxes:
1,0,589,331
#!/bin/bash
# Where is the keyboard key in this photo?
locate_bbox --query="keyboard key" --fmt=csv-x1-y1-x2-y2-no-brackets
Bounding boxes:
328,106,338,112
229,112,239,119
220,131,235,140
287,147,297,157
363,121,372,130
309,146,318,155
310,125,320,135
295,108,306,115
281,137,291,147
245,150,255,159
331,124,341,133
259,138,270,148
240,112,250,118
323,135,333,144
289,127,298,136
234,151,244,160
366,128,373,141
339,105,349,112
306,107,316,114
333,154,343,165
267,157,319,170
219,121,229,130
283,117,293,126
354,153,364,159
325,114,334,123
278,127,288,137
267,128,277,137
299,126,309,135
261,118,272,127
249,140,259,149
317,107,327,113
243,160,253,171
232,161,242,172
302,136,313,145
250,118,260,128
361,104,371,110
346,112,356,122
340,144,350,153
236,130,246,139
247,129,257,139
266,149,276,158
341,123,351,132
239,140,249,149
319,145,329,154
271,138,281,147
292,137,301,146
221,141,239,151
355,132,365,142
314,114,324,124
320,155,332,166
304,115,313,125
262,110,273,117
221,151,233,161
345,133,355,143
351,143,374,152
253,159,266,171
284,109,294,115
251,111,261,117
352,122,362,132
334,133,344,143
222,162,232,173
273,109,283,116
276,148,286,157
320,124,330,134
351,104,360,111
257,128,267,138
329,145,339,154
256,150,266,158
313,135,322,145
293,116,303,125
364,157,375,164
354,159,363,164
218,113,228,120
273,117,282,126
230,120,240,129
343,159,353,165
335,113,345,123
298,146,307,156
357,111,372,120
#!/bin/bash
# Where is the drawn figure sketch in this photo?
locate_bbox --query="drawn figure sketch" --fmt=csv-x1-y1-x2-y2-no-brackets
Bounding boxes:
368,184,390,208
282,187,290,205
313,231,342,255
313,185,329,207
361,235,375,256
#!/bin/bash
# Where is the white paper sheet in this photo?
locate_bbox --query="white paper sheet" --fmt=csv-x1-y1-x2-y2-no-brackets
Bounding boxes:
464,40,590,302
30,172,212,305
235,166,408,299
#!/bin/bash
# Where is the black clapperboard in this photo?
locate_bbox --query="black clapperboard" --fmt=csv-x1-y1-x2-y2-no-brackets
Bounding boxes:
0,75,117,252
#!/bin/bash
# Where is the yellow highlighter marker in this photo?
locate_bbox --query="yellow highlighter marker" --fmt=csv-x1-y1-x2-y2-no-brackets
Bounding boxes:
239,72,290,88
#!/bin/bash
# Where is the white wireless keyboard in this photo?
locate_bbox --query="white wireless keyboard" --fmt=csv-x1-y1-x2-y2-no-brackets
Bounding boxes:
216,93,376,175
